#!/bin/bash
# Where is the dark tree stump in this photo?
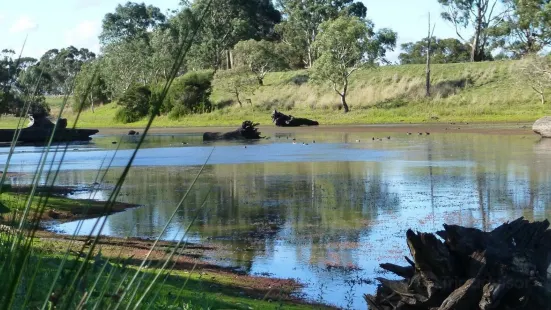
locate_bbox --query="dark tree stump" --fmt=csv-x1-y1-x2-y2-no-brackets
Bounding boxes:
365,217,551,310
271,109,319,127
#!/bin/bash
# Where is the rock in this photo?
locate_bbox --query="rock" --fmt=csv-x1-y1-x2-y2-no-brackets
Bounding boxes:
532,116,551,138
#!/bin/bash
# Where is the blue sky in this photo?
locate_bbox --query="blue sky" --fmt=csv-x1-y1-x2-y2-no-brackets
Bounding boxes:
1,0,465,62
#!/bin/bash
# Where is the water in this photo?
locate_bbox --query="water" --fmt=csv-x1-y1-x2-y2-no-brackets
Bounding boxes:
2,128,551,309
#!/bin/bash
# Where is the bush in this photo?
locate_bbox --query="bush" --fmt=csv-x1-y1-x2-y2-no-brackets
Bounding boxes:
165,70,214,119
114,85,151,123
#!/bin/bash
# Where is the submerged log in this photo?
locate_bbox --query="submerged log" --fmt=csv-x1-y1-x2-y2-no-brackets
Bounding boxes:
365,217,551,310
271,109,319,127
203,120,263,141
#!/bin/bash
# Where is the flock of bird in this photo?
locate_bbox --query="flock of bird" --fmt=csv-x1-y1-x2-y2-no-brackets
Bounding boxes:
286,131,431,145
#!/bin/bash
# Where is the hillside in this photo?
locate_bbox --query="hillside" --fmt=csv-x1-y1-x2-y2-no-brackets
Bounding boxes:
1,60,549,129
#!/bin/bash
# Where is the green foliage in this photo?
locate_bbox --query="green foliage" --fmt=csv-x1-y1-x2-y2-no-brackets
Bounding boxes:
165,70,214,119
399,37,471,64
115,85,152,123
438,0,505,62
487,0,551,58
99,2,167,44
101,39,156,99
312,16,395,112
0,49,50,116
233,39,288,85
188,0,281,70
72,60,111,111
213,67,258,107
275,0,368,68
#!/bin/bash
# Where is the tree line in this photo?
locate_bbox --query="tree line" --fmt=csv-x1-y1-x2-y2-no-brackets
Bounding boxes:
1,0,551,118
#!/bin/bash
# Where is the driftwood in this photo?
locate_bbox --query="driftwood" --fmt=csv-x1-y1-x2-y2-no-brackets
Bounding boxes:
365,217,551,310
271,109,319,127
203,120,263,141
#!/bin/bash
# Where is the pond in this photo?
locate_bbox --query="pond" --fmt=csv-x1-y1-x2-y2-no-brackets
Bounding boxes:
2,126,551,309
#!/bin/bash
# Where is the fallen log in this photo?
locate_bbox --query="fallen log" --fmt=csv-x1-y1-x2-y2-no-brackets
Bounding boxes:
365,217,551,310
203,120,263,141
271,109,319,127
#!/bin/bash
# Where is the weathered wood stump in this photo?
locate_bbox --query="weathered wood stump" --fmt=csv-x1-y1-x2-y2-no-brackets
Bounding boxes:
365,217,551,310
271,109,319,127
203,120,263,141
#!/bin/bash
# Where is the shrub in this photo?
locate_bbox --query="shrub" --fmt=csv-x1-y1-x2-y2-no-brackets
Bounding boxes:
165,70,213,119
114,85,151,123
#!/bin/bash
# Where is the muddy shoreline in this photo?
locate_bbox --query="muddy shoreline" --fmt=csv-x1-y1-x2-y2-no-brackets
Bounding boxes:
32,228,332,307
95,122,537,136
0,185,333,308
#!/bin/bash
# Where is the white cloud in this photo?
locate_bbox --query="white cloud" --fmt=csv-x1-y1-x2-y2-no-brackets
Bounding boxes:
9,16,38,33
64,20,101,52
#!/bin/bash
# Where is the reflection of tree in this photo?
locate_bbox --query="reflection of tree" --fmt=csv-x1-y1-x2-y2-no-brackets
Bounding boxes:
84,161,401,272
42,133,551,274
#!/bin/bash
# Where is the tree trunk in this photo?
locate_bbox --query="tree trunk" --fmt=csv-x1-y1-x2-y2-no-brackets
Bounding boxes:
90,93,95,113
426,13,432,97
226,50,232,70
257,77,263,86
341,95,349,113
471,3,484,62
307,45,313,68
541,91,545,105
365,217,551,310
235,91,242,107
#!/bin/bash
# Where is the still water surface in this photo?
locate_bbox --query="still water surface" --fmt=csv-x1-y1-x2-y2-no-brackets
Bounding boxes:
2,128,551,309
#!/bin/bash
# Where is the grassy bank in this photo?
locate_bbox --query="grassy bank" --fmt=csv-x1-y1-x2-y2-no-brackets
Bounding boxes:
1,60,548,129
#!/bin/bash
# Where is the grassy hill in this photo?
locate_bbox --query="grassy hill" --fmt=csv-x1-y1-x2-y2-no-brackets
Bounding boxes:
1,60,548,129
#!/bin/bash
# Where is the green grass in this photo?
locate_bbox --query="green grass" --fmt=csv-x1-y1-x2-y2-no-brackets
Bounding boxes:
13,239,318,309
1,60,548,129
0,191,136,219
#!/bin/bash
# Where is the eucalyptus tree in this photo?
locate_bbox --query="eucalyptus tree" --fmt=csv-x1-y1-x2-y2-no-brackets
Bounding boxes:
276,0,367,68
188,0,281,70
487,0,551,58
438,0,510,61
312,16,396,113
399,37,471,64
233,39,288,85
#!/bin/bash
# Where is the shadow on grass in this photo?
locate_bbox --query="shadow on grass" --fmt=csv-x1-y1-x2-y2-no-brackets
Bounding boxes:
19,253,319,309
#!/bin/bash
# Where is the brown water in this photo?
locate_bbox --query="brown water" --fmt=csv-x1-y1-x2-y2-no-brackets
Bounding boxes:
2,128,551,309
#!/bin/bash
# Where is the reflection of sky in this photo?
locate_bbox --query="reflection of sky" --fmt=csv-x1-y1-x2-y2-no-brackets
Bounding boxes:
7,133,551,309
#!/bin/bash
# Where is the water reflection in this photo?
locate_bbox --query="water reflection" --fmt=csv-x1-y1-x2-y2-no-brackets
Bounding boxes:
4,132,551,309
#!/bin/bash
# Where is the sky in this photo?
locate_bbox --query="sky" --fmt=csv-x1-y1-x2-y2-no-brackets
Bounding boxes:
0,0,467,63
